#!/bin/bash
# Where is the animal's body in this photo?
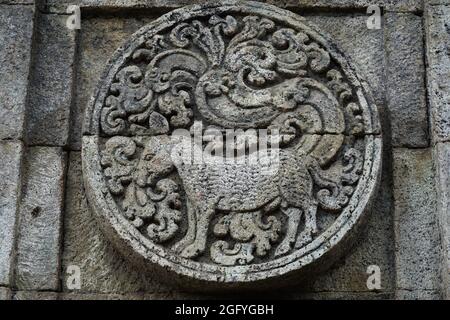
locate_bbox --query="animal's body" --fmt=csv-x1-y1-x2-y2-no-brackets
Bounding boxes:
139,136,319,258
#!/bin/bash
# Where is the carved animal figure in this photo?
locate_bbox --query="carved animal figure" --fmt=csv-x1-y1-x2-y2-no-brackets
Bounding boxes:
136,130,344,259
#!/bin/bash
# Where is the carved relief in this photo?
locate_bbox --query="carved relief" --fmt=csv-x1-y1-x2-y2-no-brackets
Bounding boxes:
82,1,381,288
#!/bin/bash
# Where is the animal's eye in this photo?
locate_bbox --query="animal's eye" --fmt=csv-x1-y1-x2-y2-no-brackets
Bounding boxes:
144,154,153,161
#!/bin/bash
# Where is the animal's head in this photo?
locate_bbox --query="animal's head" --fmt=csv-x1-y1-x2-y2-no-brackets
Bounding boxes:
134,135,176,188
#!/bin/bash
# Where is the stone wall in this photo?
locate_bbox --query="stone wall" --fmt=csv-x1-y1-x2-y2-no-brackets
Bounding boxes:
0,0,449,300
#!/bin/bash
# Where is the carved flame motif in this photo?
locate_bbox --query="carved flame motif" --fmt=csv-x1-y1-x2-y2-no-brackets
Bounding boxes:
97,13,367,266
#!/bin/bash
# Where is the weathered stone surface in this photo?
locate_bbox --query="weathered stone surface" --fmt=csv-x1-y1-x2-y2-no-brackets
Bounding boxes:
45,0,423,13
301,158,395,294
428,0,450,5
385,13,428,148
0,1,34,4
434,142,450,298
62,152,171,294
26,14,77,147
82,2,382,290
393,149,442,294
73,13,384,148
306,14,385,107
0,5,34,140
396,290,441,300
60,291,213,300
425,4,450,143
0,287,12,300
70,16,155,150
15,147,67,291
0,141,24,286
13,291,58,300
288,291,392,300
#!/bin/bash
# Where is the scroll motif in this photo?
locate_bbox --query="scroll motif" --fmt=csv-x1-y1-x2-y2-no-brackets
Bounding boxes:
93,11,373,268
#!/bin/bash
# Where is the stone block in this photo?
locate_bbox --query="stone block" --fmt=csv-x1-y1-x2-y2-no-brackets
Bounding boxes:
13,291,58,300
425,4,450,143
396,289,441,300
0,5,34,140
45,0,423,13
385,13,428,147
62,152,171,294
0,1,34,4
0,141,24,286
26,14,77,146
15,147,67,291
393,148,442,292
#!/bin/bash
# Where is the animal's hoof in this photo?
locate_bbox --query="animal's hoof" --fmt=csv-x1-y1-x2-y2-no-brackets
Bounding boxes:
180,244,202,259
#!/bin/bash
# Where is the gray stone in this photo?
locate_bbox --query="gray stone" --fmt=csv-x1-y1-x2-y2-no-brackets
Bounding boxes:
434,142,450,298
13,291,58,300
26,14,77,147
385,13,429,148
60,291,213,300
0,287,12,300
396,290,441,300
0,141,24,286
45,0,423,13
82,2,382,290
306,14,385,107
15,147,67,291
288,291,392,300
62,152,171,294
425,4,450,143
428,0,450,5
393,148,442,293
0,5,34,140
0,1,34,4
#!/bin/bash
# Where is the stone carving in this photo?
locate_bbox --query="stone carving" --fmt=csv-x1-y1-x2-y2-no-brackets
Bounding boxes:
82,1,382,289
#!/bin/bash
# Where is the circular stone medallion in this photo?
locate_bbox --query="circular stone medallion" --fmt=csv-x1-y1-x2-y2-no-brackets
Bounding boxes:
82,1,382,289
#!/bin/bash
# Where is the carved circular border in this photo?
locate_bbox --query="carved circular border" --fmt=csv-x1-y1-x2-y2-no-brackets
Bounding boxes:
82,1,382,288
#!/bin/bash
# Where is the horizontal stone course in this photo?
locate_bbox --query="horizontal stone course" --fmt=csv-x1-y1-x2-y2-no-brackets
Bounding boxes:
13,291,59,300
396,289,442,300
44,0,423,12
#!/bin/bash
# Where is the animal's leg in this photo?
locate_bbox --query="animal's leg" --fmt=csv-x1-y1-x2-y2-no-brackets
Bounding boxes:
171,199,196,253
275,207,302,257
180,203,215,259
295,204,318,249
